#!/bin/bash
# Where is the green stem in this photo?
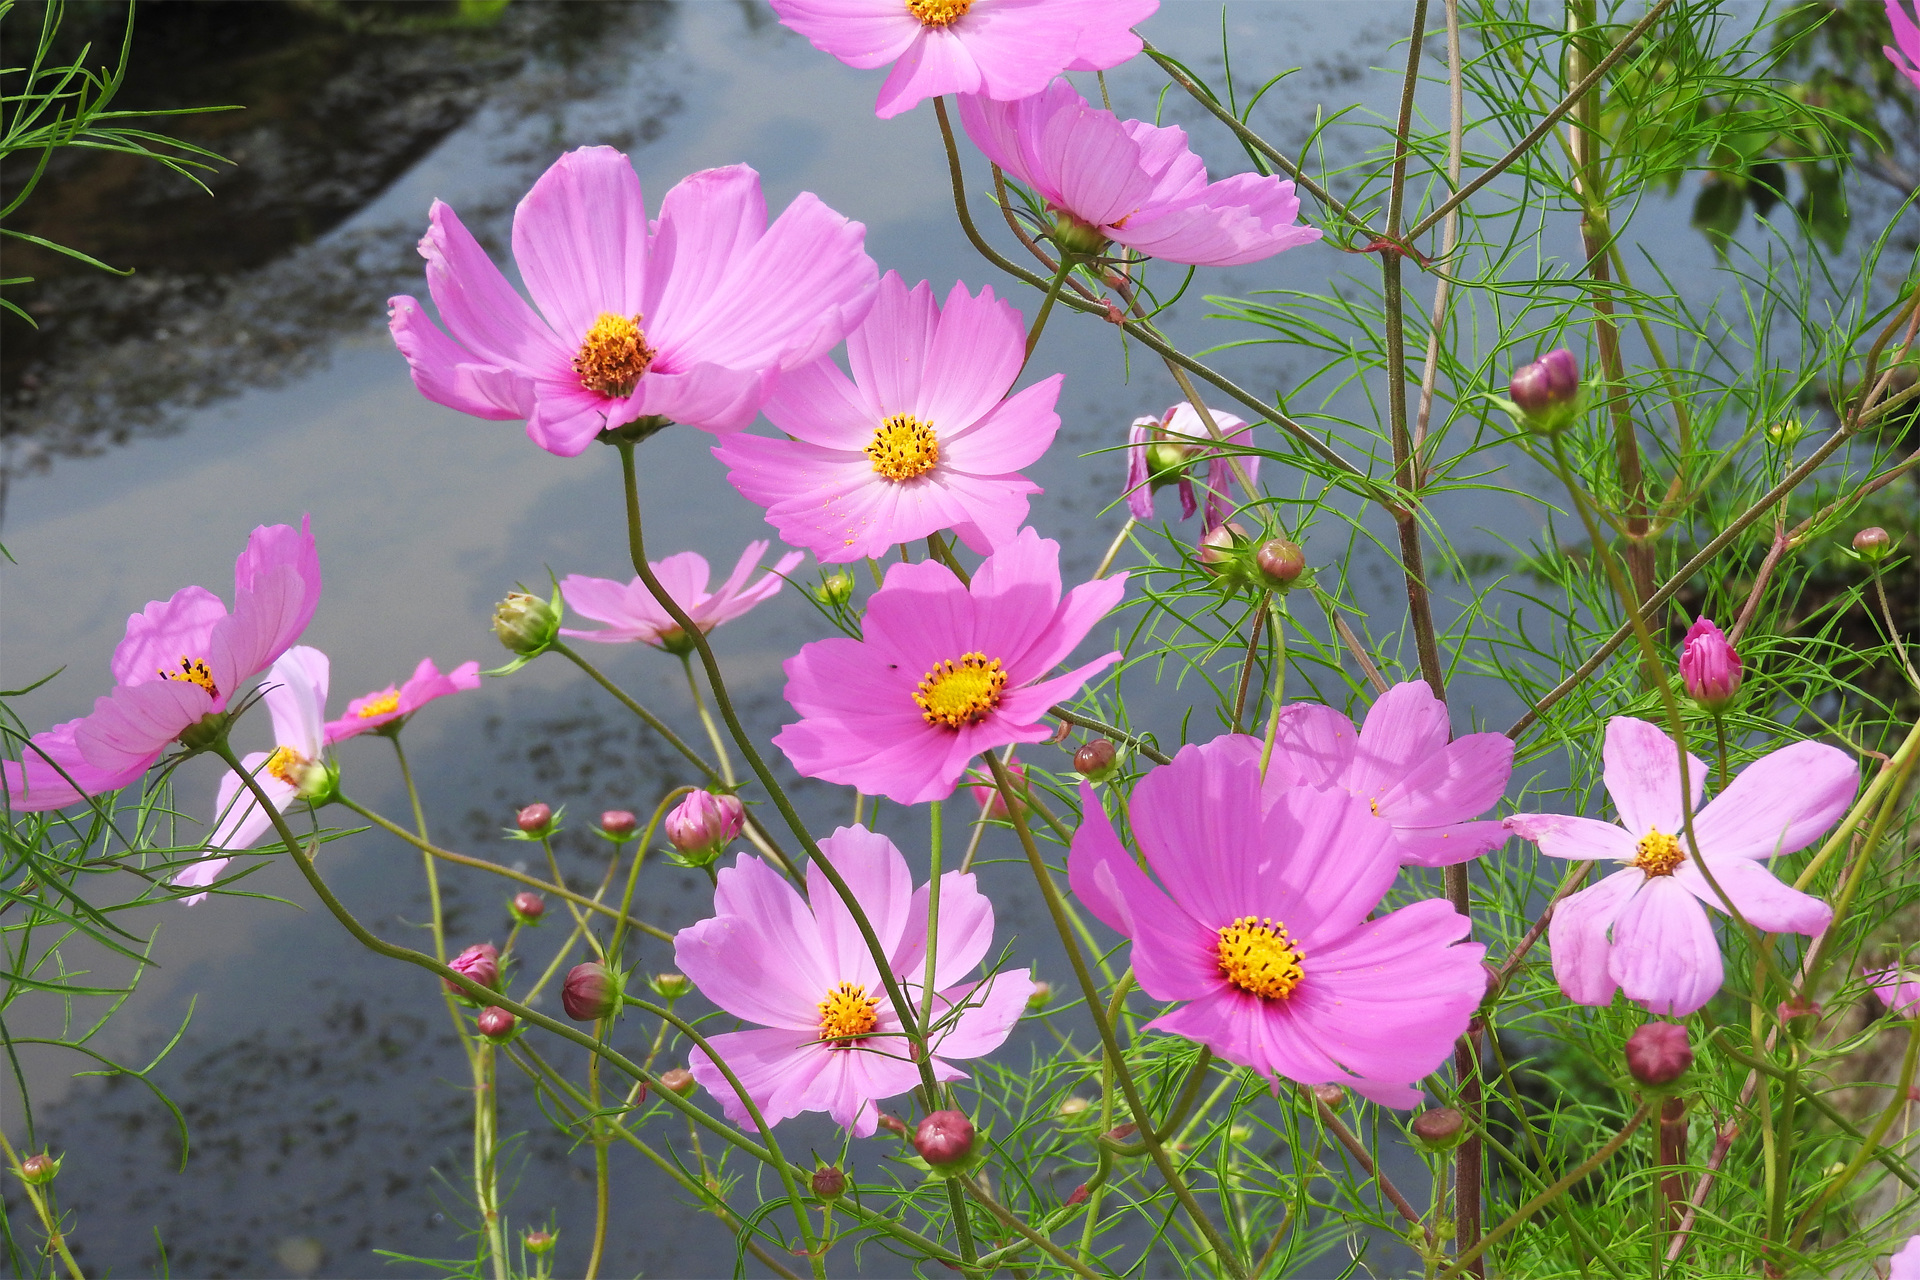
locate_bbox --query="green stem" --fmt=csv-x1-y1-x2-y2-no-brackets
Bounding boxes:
0,1129,85,1280
474,1036,507,1280
681,653,737,787
553,641,725,787
585,1017,610,1280
1023,252,1075,366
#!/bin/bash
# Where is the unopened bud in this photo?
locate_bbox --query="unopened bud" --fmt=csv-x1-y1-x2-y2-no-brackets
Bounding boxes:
510,891,545,925
1065,1182,1090,1206
446,943,500,995
1767,419,1805,446
650,972,691,1000
814,572,855,608
599,809,639,838
1026,980,1052,1012
1199,522,1248,570
1679,616,1742,712
523,1228,557,1255
1411,1107,1466,1151
17,1152,58,1185
1057,1096,1092,1123
1146,438,1196,481
1103,1122,1139,1144
915,1110,975,1166
878,1113,910,1138
1312,1083,1347,1109
562,962,621,1022
493,590,559,656
1626,1021,1693,1087
1255,538,1306,587
477,1006,517,1040
664,790,745,863
660,1067,696,1096
811,1165,846,1200
1508,348,1581,433
969,760,1027,819
516,803,554,836
1854,526,1892,561
1074,739,1118,781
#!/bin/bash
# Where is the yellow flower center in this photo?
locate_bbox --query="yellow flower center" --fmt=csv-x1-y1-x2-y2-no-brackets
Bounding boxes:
914,653,1007,729
906,0,972,26
160,656,218,697
573,312,657,398
817,981,880,1047
356,690,402,719
865,414,941,481
1633,828,1685,877
265,745,307,787
1216,916,1305,1001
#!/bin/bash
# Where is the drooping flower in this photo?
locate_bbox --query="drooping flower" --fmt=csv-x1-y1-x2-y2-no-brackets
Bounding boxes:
560,541,804,652
3,519,322,813
959,80,1322,268
769,0,1158,120
177,645,333,905
1505,717,1857,1016
1267,680,1514,867
1867,966,1920,1018
1067,736,1485,1106
388,147,879,456
676,824,1034,1136
775,528,1124,804
1122,401,1256,527
1887,0,1920,89
1679,616,1742,712
713,273,1061,563
324,657,481,743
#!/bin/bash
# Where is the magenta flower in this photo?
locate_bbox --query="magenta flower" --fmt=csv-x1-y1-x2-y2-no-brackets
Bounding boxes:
1068,736,1485,1106
713,273,1061,563
1505,717,1857,1016
560,541,804,652
665,789,747,860
1123,401,1256,527
1268,680,1514,867
388,147,879,456
324,657,481,743
1888,0,1920,89
960,80,1321,268
775,528,1124,804
1679,616,1741,711
675,825,1034,1136
1867,966,1920,1018
4,519,322,813
770,0,1157,120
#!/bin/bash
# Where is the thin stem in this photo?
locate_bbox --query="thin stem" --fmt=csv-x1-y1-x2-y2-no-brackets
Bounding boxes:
585,1018,611,1280
0,1129,85,1280
1092,516,1135,580
681,653,737,787
474,1036,507,1280
1023,251,1075,366
1231,603,1267,734
554,641,724,787
1306,1086,1430,1238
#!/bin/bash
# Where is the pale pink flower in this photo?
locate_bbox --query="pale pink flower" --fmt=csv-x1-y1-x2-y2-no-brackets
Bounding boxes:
1123,401,1255,527
1888,0,1920,89
560,541,804,651
1068,736,1485,1107
324,658,481,742
713,273,1060,563
388,147,879,456
676,825,1034,1136
1867,966,1920,1018
1505,718,1857,1016
1267,680,1514,867
3,519,322,813
775,528,1123,804
770,0,1158,120
960,80,1321,267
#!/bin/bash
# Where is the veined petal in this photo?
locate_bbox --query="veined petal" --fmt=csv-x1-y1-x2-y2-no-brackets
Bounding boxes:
510,146,650,344
807,825,914,987
1604,716,1705,836
1505,812,1638,863
1547,869,1641,1006
1691,740,1857,859
1346,680,1451,799
1609,875,1723,1015
387,296,534,420
418,199,565,372
1677,856,1833,936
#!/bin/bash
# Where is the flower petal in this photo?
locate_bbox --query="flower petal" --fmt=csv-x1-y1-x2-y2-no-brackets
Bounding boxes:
1676,856,1833,936
1505,812,1638,862
1546,869,1641,1006
510,146,649,344
1609,875,1723,1015
1067,782,1221,1002
1691,740,1858,859
1604,716,1705,836
1346,680,1451,799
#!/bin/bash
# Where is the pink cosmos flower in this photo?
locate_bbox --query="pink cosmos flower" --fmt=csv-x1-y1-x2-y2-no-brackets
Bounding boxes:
179,645,331,905
1267,680,1514,867
3,520,322,813
1679,616,1741,711
560,541,804,651
1893,1235,1920,1280
959,80,1322,268
675,824,1034,1136
1505,718,1857,1016
775,527,1124,804
1888,0,1920,89
1867,966,1920,1018
770,0,1158,120
1123,401,1256,528
712,273,1061,563
1068,736,1485,1107
388,147,879,456
324,658,481,742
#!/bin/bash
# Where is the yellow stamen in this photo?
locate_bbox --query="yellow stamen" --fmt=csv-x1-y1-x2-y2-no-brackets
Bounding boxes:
1633,828,1685,877
265,746,306,787
817,981,880,1047
160,656,217,697
573,312,657,398
356,690,402,719
906,0,972,26
914,653,1007,729
1216,916,1305,1001
865,414,941,481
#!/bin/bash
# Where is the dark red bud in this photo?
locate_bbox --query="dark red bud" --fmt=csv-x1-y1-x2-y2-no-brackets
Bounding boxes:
1508,348,1581,431
1065,1183,1090,1206
1199,522,1247,569
1312,1083,1346,1109
561,962,619,1022
660,1067,696,1096
511,891,545,923
1103,1122,1139,1143
446,943,500,994
1854,526,1891,559
878,1113,910,1138
1255,538,1305,586
1626,1021,1693,1087
516,803,553,835
1411,1107,1466,1151
477,1006,516,1040
914,1110,975,1166
600,809,639,837
19,1153,57,1184
1074,739,1118,779
811,1166,846,1200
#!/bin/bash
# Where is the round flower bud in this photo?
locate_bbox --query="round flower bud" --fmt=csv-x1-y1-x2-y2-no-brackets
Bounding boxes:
476,1006,517,1040
446,943,500,995
1312,1083,1347,1109
523,1228,557,1255
1199,522,1248,570
561,961,621,1022
914,1110,975,1167
814,572,856,608
1767,419,1805,446
878,1113,910,1138
664,790,746,863
1854,526,1892,561
811,1165,846,1201
599,809,639,839
1679,616,1742,712
1025,980,1052,1012
493,590,559,656
18,1152,58,1184
1626,1021,1693,1087
1411,1106,1466,1152
516,803,554,836
1103,1122,1139,1144
1056,1096,1092,1123
659,1067,696,1096
1508,348,1581,433
1255,538,1306,587
650,972,692,1000
510,891,545,926
1074,739,1118,782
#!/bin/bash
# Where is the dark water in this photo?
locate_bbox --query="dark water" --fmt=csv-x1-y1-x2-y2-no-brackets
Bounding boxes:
1,2,1911,1276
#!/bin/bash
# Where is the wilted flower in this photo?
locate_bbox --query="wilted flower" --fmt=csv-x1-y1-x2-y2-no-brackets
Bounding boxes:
560,542,802,652
1679,617,1742,711
562,962,621,1021
1124,402,1257,527
665,790,746,861
447,943,501,995
324,657,481,742
1625,1021,1693,1087
914,1110,974,1166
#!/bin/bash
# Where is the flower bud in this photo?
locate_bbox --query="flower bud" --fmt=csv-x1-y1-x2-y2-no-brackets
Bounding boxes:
664,790,745,863
660,1067,696,1096
811,1165,846,1200
969,760,1027,820
814,572,856,608
1679,616,1742,712
290,756,340,806
17,1152,58,1185
650,972,691,1000
510,891,546,925
1026,980,1052,1012
516,803,554,836
1255,538,1306,587
562,961,621,1021
493,590,559,656
1508,348,1581,433
1854,526,1892,561
1626,1021,1693,1087
1050,210,1110,257
523,1229,557,1255
1103,1122,1139,1144
477,1006,517,1040
914,1110,975,1166
1146,438,1196,481
1312,1083,1347,1109
1056,1096,1092,1123
1074,739,1118,781
1199,522,1248,570
446,943,500,995
599,809,639,839
878,1112,910,1138
1411,1106,1466,1151
1064,1182,1090,1206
